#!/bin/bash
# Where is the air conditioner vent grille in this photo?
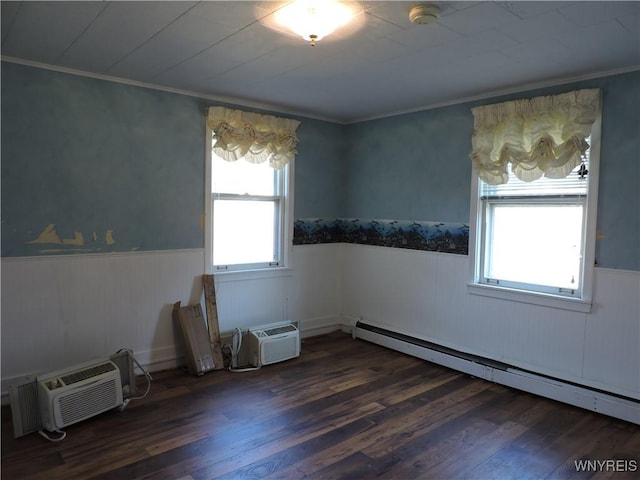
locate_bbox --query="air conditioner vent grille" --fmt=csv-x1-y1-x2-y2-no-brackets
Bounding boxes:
264,324,297,336
61,362,116,386
58,378,119,426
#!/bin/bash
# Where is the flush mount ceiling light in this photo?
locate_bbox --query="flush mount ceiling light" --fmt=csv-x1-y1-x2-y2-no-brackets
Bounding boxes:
409,4,440,25
274,0,363,46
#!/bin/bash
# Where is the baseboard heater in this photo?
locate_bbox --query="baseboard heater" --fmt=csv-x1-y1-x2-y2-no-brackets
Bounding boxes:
354,321,639,425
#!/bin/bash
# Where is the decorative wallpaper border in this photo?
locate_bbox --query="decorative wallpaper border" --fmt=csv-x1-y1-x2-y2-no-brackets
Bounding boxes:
293,218,469,255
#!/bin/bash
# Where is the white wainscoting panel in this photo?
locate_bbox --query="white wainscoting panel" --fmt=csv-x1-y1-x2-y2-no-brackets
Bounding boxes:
583,268,640,397
290,244,343,336
1,249,205,387
3,243,636,406
212,269,291,333
208,244,344,337
340,243,639,400
1,244,346,395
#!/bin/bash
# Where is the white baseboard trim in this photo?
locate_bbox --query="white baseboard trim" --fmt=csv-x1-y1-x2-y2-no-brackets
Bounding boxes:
133,346,184,374
299,315,343,338
355,324,640,425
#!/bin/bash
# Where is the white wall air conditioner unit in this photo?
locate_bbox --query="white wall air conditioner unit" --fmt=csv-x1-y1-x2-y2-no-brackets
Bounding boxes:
248,323,300,367
37,359,123,432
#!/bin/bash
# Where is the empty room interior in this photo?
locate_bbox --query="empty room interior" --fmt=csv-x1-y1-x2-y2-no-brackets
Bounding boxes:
1,1,639,479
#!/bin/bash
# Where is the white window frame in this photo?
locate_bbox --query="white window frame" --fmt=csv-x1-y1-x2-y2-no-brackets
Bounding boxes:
204,128,294,276
467,116,602,313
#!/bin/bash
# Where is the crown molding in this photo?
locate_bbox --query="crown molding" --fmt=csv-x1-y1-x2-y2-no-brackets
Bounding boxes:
352,65,640,124
3,56,639,125
0,56,339,124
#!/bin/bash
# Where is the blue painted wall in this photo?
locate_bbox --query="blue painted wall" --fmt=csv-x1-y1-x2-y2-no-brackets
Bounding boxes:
344,104,473,223
343,71,640,271
2,62,638,270
294,118,345,219
2,63,206,255
589,72,640,270
0,62,341,256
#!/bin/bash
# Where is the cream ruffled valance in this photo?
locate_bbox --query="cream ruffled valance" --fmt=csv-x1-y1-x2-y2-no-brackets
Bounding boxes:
207,106,300,169
470,89,601,185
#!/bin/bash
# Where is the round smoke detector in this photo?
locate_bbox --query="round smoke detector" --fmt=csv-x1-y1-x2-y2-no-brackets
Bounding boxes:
409,4,440,25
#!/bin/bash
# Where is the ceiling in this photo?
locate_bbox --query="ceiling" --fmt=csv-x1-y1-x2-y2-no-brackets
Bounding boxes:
2,1,639,123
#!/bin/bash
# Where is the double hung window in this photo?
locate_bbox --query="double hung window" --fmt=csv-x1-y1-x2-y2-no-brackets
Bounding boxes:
205,106,299,273
468,89,601,311
477,159,589,297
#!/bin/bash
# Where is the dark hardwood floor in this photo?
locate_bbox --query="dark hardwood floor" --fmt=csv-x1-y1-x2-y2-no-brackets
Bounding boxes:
2,331,639,479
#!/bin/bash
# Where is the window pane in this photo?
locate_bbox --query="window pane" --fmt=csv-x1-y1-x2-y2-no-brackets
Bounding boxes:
213,200,276,266
485,204,583,290
212,155,275,195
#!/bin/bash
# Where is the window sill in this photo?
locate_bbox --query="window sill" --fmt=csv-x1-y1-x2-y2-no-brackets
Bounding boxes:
467,282,592,313
213,266,293,283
